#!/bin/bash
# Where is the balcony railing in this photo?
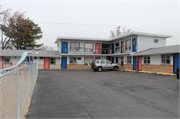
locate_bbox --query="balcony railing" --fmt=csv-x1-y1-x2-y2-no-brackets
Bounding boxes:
62,46,131,54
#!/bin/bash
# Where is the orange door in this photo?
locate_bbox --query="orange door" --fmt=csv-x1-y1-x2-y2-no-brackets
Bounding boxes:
95,57,100,59
0,56,3,69
44,57,49,69
95,43,100,54
138,56,142,70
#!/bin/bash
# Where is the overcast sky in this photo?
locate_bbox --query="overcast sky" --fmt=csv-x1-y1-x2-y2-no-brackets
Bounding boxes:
1,0,179,49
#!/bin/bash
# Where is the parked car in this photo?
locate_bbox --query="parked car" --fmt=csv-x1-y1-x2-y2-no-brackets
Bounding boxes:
177,68,179,79
91,59,119,72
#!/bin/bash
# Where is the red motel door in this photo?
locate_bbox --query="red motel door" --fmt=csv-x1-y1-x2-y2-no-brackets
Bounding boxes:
138,56,142,70
95,43,100,54
121,41,124,53
0,56,3,69
44,57,49,69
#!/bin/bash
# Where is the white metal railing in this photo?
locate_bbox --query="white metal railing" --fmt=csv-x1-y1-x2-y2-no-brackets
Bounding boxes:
0,63,38,119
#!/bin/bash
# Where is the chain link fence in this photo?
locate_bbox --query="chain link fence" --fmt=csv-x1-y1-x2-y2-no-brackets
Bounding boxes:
0,63,38,119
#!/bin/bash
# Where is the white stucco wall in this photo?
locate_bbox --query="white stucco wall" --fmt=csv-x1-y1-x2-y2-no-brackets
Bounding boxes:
10,57,21,64
100,57,106,59
137,35,166,52
144,54,173,65
150,55,161,65
77,57,84,64
67,57,69,64
56,57,61,65
38,58,44,64
124,56,127,64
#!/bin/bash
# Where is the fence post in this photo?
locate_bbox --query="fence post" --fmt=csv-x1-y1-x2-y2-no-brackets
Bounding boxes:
17,69,20,119
29,65,31,94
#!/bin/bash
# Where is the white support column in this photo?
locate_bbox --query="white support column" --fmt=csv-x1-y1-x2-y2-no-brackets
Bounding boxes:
59,40,61,54
131,35,132,52
124,40,126,53
100,43,102,54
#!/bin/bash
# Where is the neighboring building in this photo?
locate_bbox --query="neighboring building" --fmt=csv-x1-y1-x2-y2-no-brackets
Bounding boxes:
0,50,61,69
0,31,179,74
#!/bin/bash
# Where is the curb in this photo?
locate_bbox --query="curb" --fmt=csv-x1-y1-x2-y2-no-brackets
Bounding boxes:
118,69,175,76
157,72,176,76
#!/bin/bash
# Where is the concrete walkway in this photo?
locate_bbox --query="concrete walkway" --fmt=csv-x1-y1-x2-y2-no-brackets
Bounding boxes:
26,70,179,118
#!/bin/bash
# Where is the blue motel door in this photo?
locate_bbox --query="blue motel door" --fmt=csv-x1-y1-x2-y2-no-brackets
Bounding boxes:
133,39,136,52
62,42,68,54
62,57,67,69
133,56,137,70
174,53,179,73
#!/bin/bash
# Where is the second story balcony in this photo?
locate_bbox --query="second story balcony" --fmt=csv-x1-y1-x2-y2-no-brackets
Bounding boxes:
61,46,131,55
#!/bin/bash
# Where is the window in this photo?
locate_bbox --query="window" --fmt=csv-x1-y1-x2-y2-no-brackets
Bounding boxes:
154,39,159,43
127,56,131,64
85,43,93,52
77,57,81,60
40,57,44,59
101,60,106,65
70,42,80,52
144,56,150,64
70,57,77,64
34,57,37,59
162,55,170,65
50,58,56,64
125,40,131,51
106,60,111,65
3,57,10,64
84,57,93,66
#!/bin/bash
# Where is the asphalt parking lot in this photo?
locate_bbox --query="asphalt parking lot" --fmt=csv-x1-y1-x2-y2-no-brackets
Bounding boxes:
26,69,179,118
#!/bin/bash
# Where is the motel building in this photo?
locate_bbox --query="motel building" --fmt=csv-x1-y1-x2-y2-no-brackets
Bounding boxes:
0,31,180,74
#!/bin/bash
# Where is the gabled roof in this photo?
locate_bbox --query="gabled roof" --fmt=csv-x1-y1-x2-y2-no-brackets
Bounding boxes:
0,50,61,57
55,31,172,43
132,45,180,56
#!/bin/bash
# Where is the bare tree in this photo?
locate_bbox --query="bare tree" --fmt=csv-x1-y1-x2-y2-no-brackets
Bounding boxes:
116,26,121,36
110,30,115,38
0,8,13,49
110,26,134,38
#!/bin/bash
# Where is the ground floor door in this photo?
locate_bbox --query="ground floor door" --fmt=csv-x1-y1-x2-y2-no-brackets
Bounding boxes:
138,56,142,70
95,57,100,59
62,57,67,69
112,57,114,63
121,57,123,69
0,56,3,69
133,56,137,70
116,57,118,64
44,57,50,69
174,53,179,73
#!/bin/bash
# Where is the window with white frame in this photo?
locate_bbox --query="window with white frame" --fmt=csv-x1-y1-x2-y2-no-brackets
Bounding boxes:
144,56,150,64
70,42,80,52
69,57,77,64
84,57,93,66
3,57,10,64
50,58,56,64
161,54,170,65
84,43,93,52
125,40,131,52
127,56,131,64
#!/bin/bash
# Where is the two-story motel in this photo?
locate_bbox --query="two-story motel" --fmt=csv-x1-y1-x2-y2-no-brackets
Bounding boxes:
0,31,179,74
